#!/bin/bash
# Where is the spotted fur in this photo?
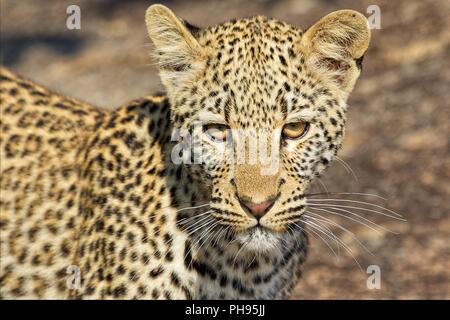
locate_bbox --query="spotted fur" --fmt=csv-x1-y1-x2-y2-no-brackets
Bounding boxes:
0,5,370,299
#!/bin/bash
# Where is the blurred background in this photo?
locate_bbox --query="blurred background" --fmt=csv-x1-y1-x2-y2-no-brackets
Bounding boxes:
1,0,449,299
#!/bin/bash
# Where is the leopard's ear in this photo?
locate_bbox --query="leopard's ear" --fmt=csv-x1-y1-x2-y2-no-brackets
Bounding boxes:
300,10,371,97
145,4,205,89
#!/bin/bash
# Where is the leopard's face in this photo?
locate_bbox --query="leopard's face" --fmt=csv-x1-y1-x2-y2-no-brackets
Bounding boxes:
146,5,370,252
193,83,345,252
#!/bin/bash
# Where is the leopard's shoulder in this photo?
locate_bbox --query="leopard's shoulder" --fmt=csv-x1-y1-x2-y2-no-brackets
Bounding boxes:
0,67,175,299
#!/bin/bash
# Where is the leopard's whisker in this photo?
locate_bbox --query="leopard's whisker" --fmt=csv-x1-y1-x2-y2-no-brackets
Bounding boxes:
179,210,213,227
159,199,211,211
308,218,343,256
176,203,210,213
304,212,374,256
307,198,403,218
299,220,364,272
307,202,405,221
300,218,340,253
222,234,239,252
184,216,215,236
183,219,216,269
195,222,219,252
302,218,340,254
335,156,358,182
306,192,387,200
295,226,319,252
207,229,224,255
287,224,302,248
307,206,389,234
177,210,212,225
246,250,258,268
213,226,229,247
185,221,214,240
233,240,250,265
273,238,286,263
300,221,339,257
315,178,329,194
201,221,222,247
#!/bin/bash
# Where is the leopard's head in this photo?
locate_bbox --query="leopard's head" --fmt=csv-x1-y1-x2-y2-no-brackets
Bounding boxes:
146,5,370,252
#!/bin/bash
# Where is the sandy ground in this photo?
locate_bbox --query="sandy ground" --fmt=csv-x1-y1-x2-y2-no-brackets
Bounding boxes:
1,0,449,299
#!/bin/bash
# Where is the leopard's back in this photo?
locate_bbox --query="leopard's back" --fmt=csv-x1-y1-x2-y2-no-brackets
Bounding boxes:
0,67,104,298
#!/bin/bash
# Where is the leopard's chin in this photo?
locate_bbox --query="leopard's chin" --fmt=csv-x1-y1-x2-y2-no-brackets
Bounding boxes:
234,226,284,253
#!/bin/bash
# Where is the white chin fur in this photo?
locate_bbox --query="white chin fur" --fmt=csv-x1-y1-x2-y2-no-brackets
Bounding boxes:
235,227,281,253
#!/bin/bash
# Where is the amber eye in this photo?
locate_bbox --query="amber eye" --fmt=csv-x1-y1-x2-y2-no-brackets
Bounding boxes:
204,124,230,142
282,122,310,140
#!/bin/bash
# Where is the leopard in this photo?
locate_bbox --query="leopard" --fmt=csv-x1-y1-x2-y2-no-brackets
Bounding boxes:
0,4,370,299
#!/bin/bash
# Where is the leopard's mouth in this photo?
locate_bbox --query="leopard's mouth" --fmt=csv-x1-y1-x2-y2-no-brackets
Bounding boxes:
247,224,270,234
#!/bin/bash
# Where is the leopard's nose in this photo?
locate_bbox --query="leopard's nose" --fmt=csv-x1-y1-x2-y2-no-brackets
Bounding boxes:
240,198,276,220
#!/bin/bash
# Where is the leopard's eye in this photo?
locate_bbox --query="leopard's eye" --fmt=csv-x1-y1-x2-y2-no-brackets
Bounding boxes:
282,122,310,140
204,124,230,142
